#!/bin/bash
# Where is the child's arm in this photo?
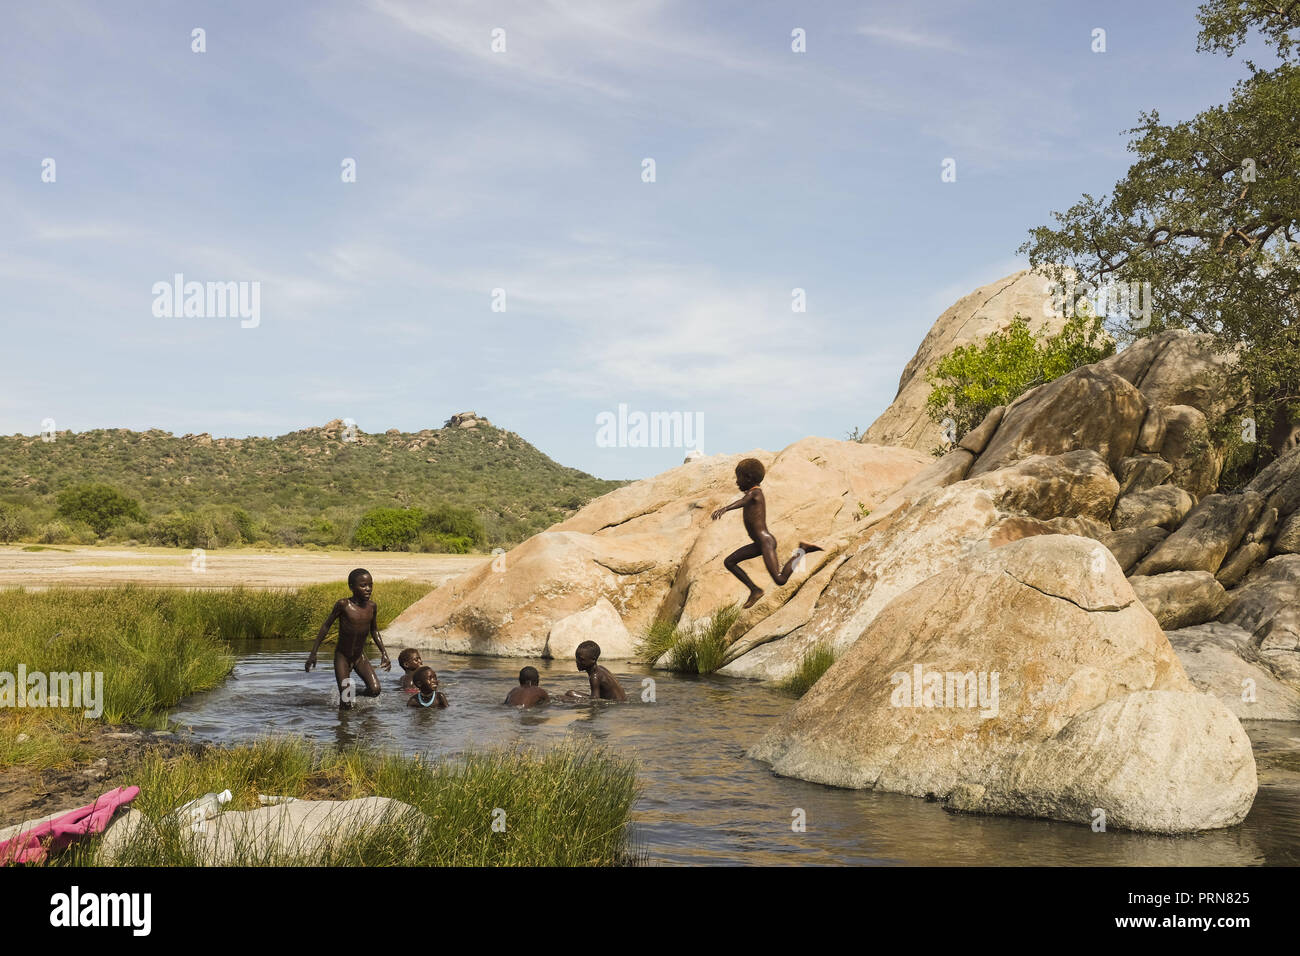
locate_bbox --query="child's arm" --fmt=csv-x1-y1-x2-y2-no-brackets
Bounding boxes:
306,601,343,671
711,489,754,520
369,606,391,671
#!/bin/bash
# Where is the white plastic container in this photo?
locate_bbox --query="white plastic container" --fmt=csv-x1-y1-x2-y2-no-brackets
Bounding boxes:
177,789,232,832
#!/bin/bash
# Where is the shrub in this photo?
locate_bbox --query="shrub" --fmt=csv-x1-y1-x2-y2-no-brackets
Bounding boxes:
54,484,146,536
0,504,32,543
352,508,423,551
924,309,1113,455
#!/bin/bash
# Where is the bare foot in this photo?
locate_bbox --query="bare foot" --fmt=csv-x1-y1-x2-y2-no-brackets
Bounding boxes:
743,588,764,609
798,542,824,554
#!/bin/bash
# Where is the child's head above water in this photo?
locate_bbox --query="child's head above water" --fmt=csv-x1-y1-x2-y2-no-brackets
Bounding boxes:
411,665,439,693
735,458,765,492
575,640,601,671
398,648,422,673
518,666,540,686
347,568,373,600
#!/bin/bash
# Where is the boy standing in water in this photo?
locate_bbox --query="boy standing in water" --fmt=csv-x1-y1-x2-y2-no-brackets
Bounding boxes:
567,640,627,701
306,568,391,707
712,458,822,608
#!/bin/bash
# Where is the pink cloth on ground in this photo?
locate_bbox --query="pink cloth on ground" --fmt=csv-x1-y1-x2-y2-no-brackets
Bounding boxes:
0,785,140,865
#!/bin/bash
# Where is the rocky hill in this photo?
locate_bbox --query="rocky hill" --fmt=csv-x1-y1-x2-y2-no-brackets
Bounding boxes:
0,412,624,548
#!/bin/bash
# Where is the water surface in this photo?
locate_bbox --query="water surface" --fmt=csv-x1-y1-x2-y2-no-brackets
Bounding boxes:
166,641,1300,865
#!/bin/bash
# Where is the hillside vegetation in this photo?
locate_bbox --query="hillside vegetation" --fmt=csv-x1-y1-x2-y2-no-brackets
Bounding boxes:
0,413,624,551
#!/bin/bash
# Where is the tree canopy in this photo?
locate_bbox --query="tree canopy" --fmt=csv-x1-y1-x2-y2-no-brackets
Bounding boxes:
1021,0,1300,465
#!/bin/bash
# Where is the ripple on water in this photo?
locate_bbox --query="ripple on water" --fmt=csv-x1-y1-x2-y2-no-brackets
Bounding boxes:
165,640,1300,866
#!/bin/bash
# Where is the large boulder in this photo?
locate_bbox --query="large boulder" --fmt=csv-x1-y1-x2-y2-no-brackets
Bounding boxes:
720,450,1119,680
1096,328,1240,423
1166,622,1300,721
749,534,1256,833
966,367,1146,478
543,597,635,660
862,269,1070,453
1133,492,1264,576
384,440,931,655
1127,571,1230,630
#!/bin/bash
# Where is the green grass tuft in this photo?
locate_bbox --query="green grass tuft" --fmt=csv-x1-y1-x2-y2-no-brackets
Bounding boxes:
637,605,740,675
779,642,837,697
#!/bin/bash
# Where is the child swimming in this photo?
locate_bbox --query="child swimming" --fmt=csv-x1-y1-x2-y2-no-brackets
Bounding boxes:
305,568,391,707
397,648,423,694
406,666,449,709
505,666,550,707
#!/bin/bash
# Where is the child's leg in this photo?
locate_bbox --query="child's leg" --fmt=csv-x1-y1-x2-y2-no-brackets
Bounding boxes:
333,651,355,707
760,535,810,587
724,543,765,606
352,657,382,697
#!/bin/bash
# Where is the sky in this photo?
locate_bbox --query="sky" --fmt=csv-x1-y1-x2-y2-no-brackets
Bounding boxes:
0,0,1272,479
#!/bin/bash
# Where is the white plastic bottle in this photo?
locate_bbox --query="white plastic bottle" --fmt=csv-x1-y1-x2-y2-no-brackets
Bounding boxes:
177,789,232,832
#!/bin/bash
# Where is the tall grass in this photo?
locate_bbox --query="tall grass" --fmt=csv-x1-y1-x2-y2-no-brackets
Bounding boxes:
636,606,739,675
779,642,837,697
55,737,640,867
0,580,432,763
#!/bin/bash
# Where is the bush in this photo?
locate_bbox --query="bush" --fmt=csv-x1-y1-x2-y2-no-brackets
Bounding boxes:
636,606,740,674
925,309,1114,455
779,642,837,697
352,508,424,551
0,504,32,543
54,484,146,536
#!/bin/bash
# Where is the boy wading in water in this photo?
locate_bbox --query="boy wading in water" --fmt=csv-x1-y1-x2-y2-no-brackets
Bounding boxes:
306,568,391,707
713,458,822,609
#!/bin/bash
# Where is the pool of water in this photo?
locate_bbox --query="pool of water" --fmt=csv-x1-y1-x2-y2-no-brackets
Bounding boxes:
166,641,1300,865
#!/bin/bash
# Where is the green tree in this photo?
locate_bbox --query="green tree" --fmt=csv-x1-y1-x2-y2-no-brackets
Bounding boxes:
352,508,424,551
55,484,146,536
1021,0,1300,470
0,503,32,543
421,503,486,547
925,310,1113,453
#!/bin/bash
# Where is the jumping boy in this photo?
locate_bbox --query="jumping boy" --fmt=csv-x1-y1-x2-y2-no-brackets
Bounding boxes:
305,568,391,707
406,666,449,709
505,666,550,707
712,458,822,608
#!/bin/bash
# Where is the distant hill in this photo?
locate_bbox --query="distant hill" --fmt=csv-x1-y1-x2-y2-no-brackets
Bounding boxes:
0,412,626,550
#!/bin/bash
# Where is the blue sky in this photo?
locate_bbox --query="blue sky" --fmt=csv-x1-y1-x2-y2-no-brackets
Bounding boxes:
0,0,1267,479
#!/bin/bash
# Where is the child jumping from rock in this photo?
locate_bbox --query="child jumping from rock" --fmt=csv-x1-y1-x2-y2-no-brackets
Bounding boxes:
305,568,391,707
712,458,822,609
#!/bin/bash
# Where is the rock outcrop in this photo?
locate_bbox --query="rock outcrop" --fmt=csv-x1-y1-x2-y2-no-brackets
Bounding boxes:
862,269,1071,454
748,535,1256,833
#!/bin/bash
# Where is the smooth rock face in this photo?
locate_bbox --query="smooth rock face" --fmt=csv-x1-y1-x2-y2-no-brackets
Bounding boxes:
966,367,1146,478
385,439,930,656
863,269,1070,453
1159,404,1221,500
543,597,635,660
1274,510,1300,554
1167,622,1300,721
945,691,1255,833
749,535,1256,833
1219,555,1300,684
1127,571,1230,630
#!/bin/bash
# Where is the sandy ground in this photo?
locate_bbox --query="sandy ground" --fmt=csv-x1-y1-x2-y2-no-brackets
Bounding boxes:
0,545,485,590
